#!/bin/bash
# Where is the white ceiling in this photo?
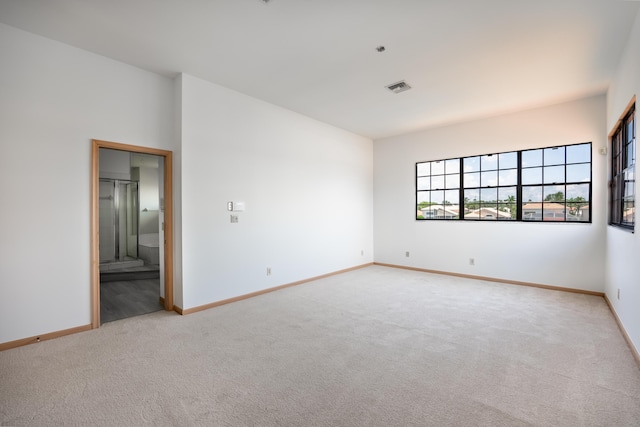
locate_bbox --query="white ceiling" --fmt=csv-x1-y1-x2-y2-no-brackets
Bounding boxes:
0,0,638,139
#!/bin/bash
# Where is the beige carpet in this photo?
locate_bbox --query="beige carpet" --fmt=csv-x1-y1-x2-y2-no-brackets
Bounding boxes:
1,265,639,426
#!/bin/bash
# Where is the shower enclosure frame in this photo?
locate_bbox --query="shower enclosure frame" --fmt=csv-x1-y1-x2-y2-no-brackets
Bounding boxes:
99,178,140,264
90,139,175,328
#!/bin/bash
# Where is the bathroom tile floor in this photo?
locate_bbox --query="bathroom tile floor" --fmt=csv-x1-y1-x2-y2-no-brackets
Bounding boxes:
100,273,163,324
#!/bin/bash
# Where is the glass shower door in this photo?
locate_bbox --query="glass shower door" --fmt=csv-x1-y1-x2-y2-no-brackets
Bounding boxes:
99,179,139,264
99,180,116,263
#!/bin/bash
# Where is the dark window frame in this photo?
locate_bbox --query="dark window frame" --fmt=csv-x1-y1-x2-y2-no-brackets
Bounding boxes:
461,151,519,221
416,142,592,223
609,104,635,231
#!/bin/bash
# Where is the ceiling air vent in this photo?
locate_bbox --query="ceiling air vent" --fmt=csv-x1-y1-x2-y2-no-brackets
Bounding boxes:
386,80,412,94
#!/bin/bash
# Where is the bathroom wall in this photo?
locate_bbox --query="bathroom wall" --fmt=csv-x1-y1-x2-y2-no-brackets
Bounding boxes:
137,164,161,237
99,149,131,180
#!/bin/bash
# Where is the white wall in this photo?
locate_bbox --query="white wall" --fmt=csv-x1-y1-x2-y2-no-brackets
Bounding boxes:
178,74,373,310
374,95,607,292
0,23,175,344
606,9,640,353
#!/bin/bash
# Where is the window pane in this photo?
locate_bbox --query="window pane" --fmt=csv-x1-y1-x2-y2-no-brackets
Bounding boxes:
522,186,542,202
445,174,460,189
522,149,542,167
622,199,635,225
498,186,517,201
464,189,480,218
417,177,430,190
543,185,565,202
627,142,635,168
543,202,566,221
480,188,497,203
417,191,430,204
431,175,445,190
566,164,590,182
568,203,589,222
481,170,498,187
624,177,635,198
416,162,430,176
566,183,589,201
431,161,444,175
544,146,565,165
479,208,498,220
481,154,498,171
499,152,517,169
445,158,460,174
566,184,589,222
480,209,499,220
464,156,480,172
543,165,564,184
496,204,515,219
444,190,459,209
522,207,541,221
499,169,517,186
498,187,517,220
464,172,480,187
417,191,433,218
626,168,635,183
427,205,456,219
566,143,591,164
431,190,445,205
464,189,480,203
522,167,542,185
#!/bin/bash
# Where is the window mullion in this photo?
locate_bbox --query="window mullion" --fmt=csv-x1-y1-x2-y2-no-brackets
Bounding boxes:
459,158,465,220
516,151,523,221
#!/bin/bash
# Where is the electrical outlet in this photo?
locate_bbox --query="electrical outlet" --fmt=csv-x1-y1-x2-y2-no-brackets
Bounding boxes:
405,251,410,257
617,288,620,300
469,258,475,266
361,249,364,256
230,215,239,223
267,267,271,276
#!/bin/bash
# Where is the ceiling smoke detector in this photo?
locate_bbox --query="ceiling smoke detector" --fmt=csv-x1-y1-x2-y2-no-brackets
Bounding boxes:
386,80,412,94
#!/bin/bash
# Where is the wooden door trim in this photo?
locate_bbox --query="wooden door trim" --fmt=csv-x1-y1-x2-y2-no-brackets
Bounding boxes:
91,139,174,328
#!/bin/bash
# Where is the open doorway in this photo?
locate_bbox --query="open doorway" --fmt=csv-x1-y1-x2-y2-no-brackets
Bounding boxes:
90,140,174,328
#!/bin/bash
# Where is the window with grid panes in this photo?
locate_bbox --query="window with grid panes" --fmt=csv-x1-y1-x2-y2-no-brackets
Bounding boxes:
462,152,518,220
610,105,635,230
521,143,591,222
416,158,461,219
416,142,592,223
